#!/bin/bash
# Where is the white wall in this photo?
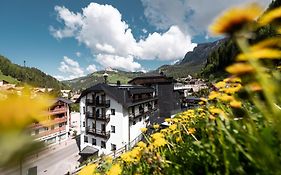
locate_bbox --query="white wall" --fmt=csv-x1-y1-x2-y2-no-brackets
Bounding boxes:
80,91,150,155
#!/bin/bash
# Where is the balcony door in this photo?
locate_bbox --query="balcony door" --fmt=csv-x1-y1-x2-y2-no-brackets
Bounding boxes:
101,94,105,102
95,96,100,105
102,108,106,118
96,109,100,119
101,124,106,133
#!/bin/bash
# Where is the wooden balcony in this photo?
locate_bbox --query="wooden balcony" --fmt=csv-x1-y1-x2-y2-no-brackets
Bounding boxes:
86,127,110,139
35,125,66,138
49,107,67,115
29,117,67,129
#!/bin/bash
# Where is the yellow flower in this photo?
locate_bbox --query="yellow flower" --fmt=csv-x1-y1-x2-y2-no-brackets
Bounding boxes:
248,82,262,91
226,63,255,75
200,98,208,102
151,138,167,148
107,164,121,175
209,108,223,114
137,141,146,149
209,3,262,35
237,49,281,60
151,132,165,140
153,124,160,129
169,124,177,131
140,128,147,133
215,81,226,88
176,137,182,142
121,152,133,163
224,77,241,83
188,128,196,135
230,100,242,108
0,87,52,131
208,91,220,100
165,118,171,123
250,38,281,51
79,164,97,175
259,7,281,26
218,94,235,102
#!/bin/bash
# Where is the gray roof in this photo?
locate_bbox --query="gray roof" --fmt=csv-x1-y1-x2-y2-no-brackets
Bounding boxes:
76,83,156,108
79,146,99,155
56,97,73,104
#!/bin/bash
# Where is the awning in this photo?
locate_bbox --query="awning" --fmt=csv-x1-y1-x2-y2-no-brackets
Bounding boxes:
79,146,99,156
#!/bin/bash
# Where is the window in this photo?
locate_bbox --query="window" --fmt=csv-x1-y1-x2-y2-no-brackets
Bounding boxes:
83,107,85,114
84,136,88,143
101,141,106,148
139,117,142,122
133,120,136,125
59,123,63,127
83,121,85,127
92,138,96,145
44,127,48,131
111,144,116,151
35,129,39,135
111,109,115,115
111,125,115,133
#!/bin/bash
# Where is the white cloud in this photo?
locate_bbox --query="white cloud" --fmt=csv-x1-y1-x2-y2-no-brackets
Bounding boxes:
141,0,271,35
96,54,141,72
51,3,197,71
86,64,97,72
54,75,65,81
137,26,196,60
76,51,81,57
57,56,85,80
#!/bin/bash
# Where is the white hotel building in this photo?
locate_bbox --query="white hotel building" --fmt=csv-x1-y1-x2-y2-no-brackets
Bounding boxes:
76,83,158,157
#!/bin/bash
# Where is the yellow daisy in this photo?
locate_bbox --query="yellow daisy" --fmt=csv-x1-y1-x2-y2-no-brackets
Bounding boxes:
259,7,281,26
250,38,281,51
226,63,255,75
209,3,262,35
230,100,242,108
237,48,281,60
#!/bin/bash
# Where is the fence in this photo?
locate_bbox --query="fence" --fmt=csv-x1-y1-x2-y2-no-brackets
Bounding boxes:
71,133,143,174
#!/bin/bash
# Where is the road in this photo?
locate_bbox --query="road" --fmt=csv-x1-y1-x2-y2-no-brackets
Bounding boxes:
1,139,80,175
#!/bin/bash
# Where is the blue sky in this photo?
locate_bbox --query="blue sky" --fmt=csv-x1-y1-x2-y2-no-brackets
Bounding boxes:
0,0,270,80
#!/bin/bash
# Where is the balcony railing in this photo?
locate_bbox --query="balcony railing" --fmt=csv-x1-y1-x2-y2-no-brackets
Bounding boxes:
29,117,67,129
86,127,110,139
34,125,66,138
95,114,110,122
86,112,110,122
49,107,67,115
129,107,156,119
85,112,95,119
86,99,94,105
96,100,110,108
85,99,110,108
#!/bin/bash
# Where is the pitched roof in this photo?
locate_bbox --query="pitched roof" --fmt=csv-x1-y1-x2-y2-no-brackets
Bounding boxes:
76,83,156,108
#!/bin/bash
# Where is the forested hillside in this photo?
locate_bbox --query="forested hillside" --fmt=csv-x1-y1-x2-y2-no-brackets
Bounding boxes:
0,55,68,89
64,70,143,91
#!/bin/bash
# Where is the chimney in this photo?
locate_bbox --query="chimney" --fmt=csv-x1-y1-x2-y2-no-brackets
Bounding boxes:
103,71,108,84
117,80,121,86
